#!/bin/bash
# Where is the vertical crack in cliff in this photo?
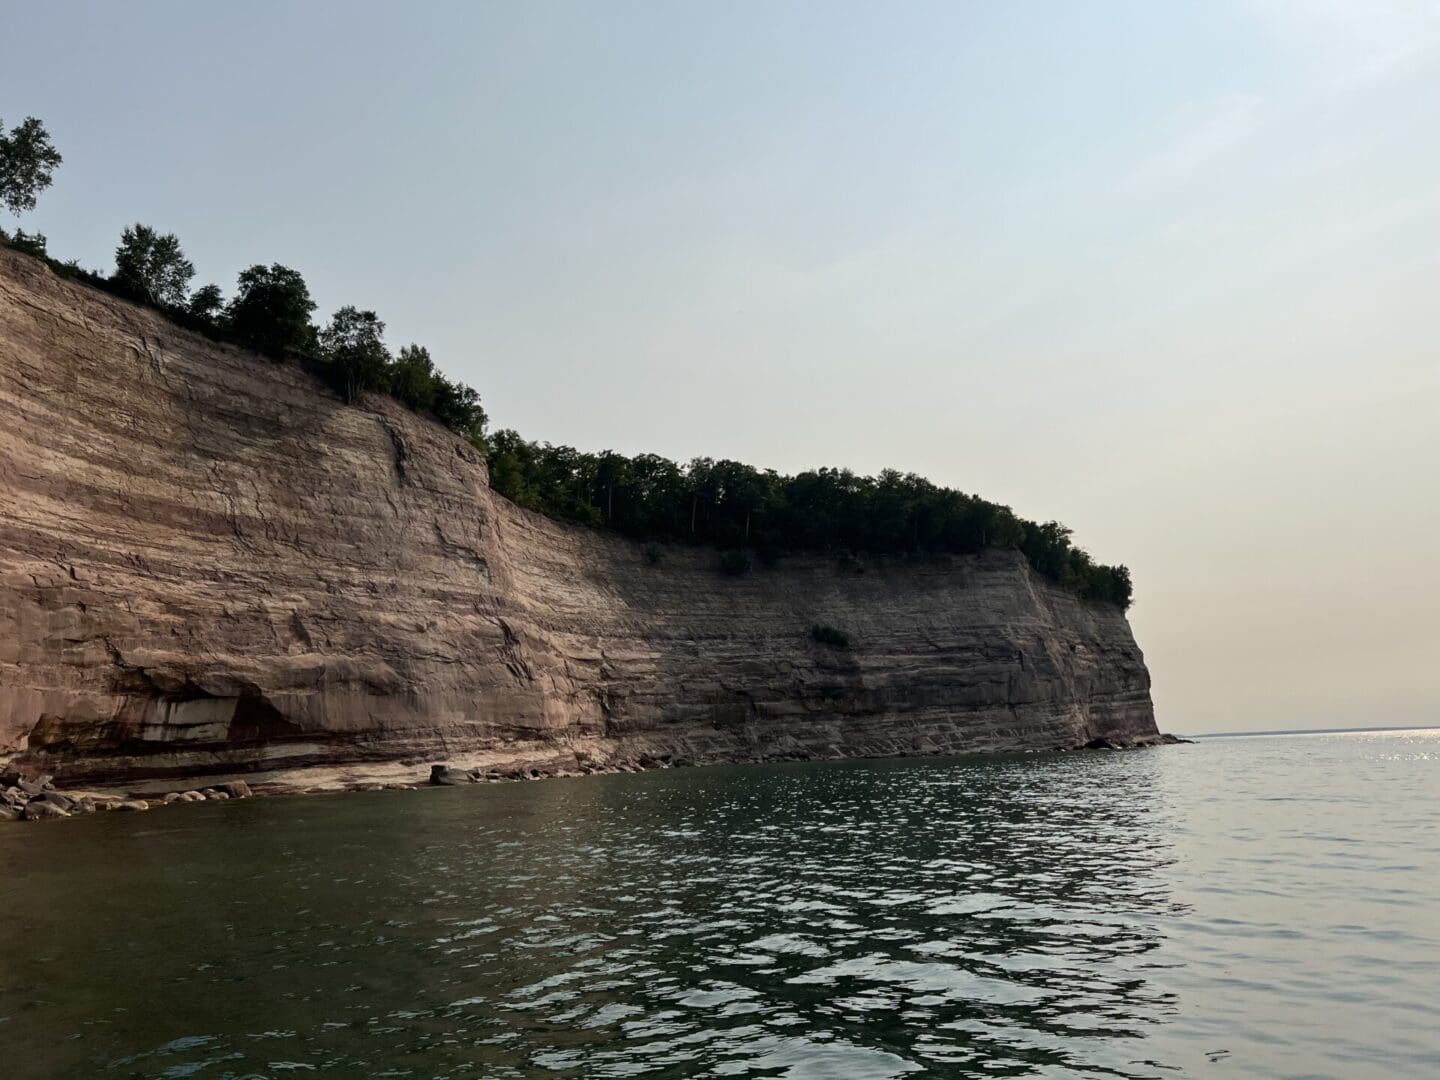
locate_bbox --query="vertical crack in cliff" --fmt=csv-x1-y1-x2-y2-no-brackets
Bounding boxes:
381,417,410,482
494,617,536,683
594,644,625,735
246,476,281,547
372,415,417,532
208,461,260,554
289,611,315,648
126,326,171,389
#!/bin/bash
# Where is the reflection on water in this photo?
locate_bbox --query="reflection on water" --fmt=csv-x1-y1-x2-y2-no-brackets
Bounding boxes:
2,732,1438,1078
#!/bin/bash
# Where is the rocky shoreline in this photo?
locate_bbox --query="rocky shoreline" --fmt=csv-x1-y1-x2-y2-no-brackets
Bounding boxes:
1,761,257,821
1,734,1185,825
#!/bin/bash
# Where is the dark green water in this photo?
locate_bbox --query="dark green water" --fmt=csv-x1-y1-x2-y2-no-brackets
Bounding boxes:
2,731,1437,1078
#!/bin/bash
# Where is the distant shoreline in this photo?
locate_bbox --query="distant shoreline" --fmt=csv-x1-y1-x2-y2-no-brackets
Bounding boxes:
1188,724,1438,739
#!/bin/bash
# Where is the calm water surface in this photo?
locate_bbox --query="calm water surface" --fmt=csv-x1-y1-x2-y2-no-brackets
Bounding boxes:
1,731,1437,1078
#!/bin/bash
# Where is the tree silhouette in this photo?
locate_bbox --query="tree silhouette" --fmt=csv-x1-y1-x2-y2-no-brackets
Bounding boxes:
0,117,61,216
225,264,317,359
113,224,195,307
319,306,391,403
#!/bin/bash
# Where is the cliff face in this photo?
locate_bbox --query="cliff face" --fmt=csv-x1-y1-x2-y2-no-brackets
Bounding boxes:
0,248,1158,783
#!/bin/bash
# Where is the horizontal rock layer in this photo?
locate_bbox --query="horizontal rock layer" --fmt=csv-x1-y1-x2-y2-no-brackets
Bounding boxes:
0,248,1158,784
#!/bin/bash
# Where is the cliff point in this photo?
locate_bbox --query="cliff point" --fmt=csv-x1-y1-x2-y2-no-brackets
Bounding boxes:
0,246,1162,797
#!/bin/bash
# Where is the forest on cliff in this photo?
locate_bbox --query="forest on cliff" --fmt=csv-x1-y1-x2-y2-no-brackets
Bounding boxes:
1,116,1132,608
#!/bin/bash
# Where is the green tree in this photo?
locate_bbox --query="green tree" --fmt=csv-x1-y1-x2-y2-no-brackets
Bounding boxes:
7,229,47,257
113,224,195,306
319,306,392,403
487,429,538,508
625,454,687,538
595,451,633,526
187,284,224,322
225,264,316,358
0,117,62,216
479,433,1132,607
389,344,438,412
431,376,488,447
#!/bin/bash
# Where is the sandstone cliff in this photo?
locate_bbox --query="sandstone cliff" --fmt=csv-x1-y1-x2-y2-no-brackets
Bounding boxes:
0,247,1158,784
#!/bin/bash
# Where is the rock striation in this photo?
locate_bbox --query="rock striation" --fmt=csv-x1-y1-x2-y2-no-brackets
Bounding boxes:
0,247,1160,787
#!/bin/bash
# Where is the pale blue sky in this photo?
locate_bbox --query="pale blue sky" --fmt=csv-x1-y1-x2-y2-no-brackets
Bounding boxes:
4,1,1438,732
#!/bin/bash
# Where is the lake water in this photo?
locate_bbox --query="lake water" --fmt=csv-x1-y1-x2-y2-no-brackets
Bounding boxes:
2,730,1437,1079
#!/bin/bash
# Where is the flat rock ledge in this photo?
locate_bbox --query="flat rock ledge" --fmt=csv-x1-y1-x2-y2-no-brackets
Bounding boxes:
1,735,1185,827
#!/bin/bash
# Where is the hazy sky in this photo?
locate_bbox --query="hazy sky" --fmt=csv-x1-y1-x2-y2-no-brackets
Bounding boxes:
4,1,1437,733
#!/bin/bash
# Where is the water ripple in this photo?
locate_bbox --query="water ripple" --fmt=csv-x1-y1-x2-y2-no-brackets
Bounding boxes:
1,731,1438,1077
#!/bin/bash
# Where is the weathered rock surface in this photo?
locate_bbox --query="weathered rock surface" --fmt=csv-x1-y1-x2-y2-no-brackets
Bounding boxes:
34,789,75,811
0,247,1160,787
429,764,471,786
